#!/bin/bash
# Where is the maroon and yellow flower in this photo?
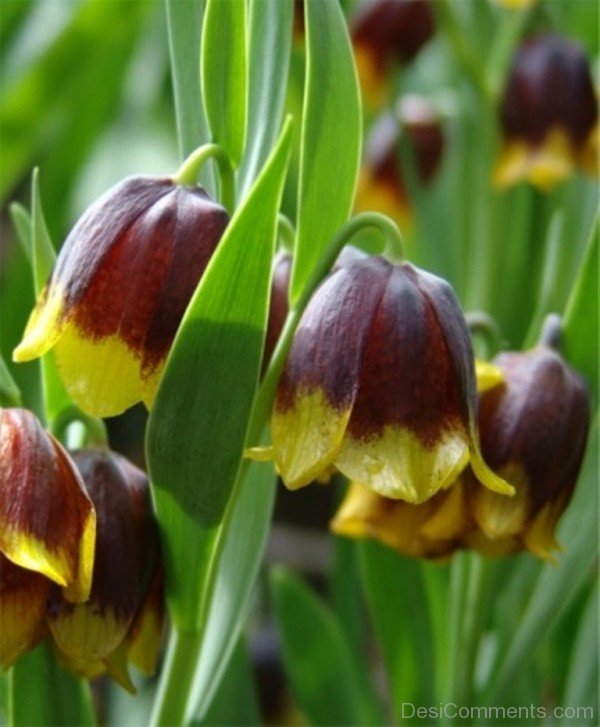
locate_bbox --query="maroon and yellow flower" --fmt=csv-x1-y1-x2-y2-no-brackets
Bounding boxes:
356,97,444,225
465,344,590,561
0,408,95,667
13,176,229,417
47,449,162,691
351,0,435,110
494,34,599,189
262,256,513,503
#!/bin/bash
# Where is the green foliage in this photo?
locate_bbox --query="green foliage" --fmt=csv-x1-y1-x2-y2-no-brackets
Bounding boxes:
147,118,292,629
290,0,361,303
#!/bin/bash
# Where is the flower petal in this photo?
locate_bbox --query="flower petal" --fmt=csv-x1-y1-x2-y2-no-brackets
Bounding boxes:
0,554,49,668
0,409,95,602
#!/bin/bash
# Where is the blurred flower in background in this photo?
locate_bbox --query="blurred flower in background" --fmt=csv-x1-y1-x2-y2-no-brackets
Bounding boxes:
351,0,435,111
494,33,599,189
355,95,445,226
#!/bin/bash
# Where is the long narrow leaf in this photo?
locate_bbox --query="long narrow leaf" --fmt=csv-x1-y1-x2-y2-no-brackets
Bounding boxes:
147,118,293,629
290,0,361,303
200,0,247,167
271,567,375,726
237,0,294,196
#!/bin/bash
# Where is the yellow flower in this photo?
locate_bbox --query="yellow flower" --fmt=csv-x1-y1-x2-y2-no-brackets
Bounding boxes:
13,177,228,417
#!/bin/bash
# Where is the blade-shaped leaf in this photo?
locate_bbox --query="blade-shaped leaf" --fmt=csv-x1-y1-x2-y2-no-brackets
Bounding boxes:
147,118,293,629
290,0,361,303
271,567,376,726
9,643,95,726
563,216,598,399
165,0,214,193
200,0,247,168
237,0,293,196
189,461,276,721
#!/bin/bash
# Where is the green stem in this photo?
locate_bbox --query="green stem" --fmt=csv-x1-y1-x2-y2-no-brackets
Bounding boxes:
0,353,22,407
151,629,203,727
466,312,502,360
277,213,296,252
173,143,235,212
50,405,108,448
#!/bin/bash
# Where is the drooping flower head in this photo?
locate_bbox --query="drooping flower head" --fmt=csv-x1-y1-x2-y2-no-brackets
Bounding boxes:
47,449,161,691
466,343,590,561
14,177,229,417
494,33,599,189
351,0,435,110
270,256,513,503
356,97,444,223
0,408,95,667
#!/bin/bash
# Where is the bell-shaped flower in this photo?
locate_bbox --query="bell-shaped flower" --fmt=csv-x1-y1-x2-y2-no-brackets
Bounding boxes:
465,344,590,561
0,408,95,604
351,0,435,109
13,177,229,417
269,256,514,503
356,97,444,224
494,33,598,189
47,449,161,691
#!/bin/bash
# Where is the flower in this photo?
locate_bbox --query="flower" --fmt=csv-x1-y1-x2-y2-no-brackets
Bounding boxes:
47,449,162,691
351,0,435,110
356,97,444,224
494,34,598,189
267,256,514,503
332,343,590,563
465,344,590,561
13,176,229,417
0,408,95,667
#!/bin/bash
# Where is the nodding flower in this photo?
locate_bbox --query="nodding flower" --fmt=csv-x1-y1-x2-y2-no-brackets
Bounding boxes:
0,408,95,668
494,33,598,189
254,256,514,504
13,176,229,417
351,0,435,110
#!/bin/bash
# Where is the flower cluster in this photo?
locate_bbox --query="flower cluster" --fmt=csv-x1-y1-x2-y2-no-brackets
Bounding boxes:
0,409,162,690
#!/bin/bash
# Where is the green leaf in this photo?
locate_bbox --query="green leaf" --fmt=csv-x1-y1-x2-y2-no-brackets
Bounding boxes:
147,118,293,630
289,0,361,303
0,352,21,407
271,567,375,726
200,0,247,168
187,460,276,721
359,540,437,710
563,216,598,399
9,643,95,726
8,202,32,261
30,171,72,424
562,584,598,714
165,0,214,192
237,0,294,196
485,416,598,702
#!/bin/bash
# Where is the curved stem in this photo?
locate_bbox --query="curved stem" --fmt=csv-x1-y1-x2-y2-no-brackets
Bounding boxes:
50,406,108,448
173,143,235,212
277,213,296,252
466,311,502,359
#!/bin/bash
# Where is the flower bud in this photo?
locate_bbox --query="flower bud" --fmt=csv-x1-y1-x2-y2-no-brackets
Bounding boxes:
351,0,435,109
466,345,590,560
270,256,513,503
0,408,95,603
14,177,229,417
494,34,598,189
47,449,160,688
